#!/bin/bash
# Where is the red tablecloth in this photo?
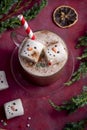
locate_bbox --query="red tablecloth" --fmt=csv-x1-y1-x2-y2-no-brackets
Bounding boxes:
0,0,87,130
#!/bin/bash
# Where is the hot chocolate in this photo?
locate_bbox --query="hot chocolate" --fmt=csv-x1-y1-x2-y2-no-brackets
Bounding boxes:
18,30,68,85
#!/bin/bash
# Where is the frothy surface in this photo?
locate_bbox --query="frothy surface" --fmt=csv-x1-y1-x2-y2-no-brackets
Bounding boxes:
18,30,68,76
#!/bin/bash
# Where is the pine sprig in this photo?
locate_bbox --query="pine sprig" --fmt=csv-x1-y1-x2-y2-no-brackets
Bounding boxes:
0,0,19,19
0,0,32,22
49,99,78,114
0,0,47,34
14,0,22,11
77,48,87,60
65,62,87,86
49,87,87,114
63,120,87,130
23,0,47,21
76,34,87,48
65,33,87,86
72,91,87,107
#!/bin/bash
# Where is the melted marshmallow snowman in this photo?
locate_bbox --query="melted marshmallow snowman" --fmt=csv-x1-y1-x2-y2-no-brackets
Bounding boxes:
20,39,45,63
4,99,24,119
44,42,67,65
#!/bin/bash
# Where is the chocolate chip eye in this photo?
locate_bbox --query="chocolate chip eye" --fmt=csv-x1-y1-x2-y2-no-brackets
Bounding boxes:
34,47,37,49
27,44,29,47
24,50,27,54
13,102,16,105
57,51,60,53
1,81,3,83
15,109,18,111
53,55,55,57
55,45,57,47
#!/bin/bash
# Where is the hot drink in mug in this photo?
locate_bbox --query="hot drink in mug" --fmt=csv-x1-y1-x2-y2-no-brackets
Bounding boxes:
11,30,68,85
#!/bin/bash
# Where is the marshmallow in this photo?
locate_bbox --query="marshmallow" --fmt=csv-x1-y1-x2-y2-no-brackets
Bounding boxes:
44,42,67,65
0,71,9,91
4,99,24,119
20,39,45,63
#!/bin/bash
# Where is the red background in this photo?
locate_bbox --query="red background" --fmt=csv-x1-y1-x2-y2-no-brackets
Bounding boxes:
0,0,87,130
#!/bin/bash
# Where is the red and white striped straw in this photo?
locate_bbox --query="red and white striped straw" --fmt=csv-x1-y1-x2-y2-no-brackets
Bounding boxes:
18,14,36,40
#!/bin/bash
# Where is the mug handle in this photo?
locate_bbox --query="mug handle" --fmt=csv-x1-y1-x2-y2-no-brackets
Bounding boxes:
11,31,25,47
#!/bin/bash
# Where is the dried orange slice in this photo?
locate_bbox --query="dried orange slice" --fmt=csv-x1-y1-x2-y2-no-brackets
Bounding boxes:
53,5,78,28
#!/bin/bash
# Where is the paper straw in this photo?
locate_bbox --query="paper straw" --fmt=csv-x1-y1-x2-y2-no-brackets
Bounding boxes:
18,14,36,40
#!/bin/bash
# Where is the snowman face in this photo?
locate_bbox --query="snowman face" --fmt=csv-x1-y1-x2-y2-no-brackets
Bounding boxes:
7,102,18,116
0,71,9,91
4,99,24,119
46,44,60,57
20,39,45,63
44,43,67,65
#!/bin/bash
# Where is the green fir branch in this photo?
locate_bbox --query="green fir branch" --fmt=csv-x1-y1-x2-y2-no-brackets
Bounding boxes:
0,0,19,18
0,0,47,34
23,0,47,21
77,48,87,60
63,120,87,130
65,62,87,86
65,32,87,86
76,34,87,48
49,87,87,114
14,0,22,11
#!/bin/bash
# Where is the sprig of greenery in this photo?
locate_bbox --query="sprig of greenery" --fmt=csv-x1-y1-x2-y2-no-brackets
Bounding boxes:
63,120,87,130
0,0,19,19
49,86,87,114
1,0,32,22
77,48,87,60
65,33,87,86
76,34,87,48
23,0,47,21
49,99,78,114
14,0,22,11
65,62,87,86
0,0,47,34
76,34,87,59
